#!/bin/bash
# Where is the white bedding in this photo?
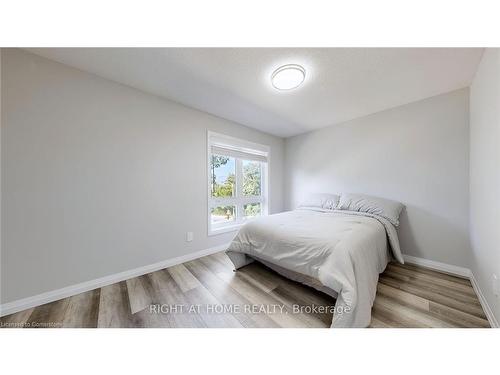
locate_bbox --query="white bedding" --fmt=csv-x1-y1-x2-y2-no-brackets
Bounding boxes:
226,208,403,328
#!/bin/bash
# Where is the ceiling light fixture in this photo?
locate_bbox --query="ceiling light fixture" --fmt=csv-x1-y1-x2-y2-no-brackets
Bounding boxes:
271,64,306,90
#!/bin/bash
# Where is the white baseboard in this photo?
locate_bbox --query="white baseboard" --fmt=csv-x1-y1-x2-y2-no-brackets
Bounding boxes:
469,272,499,328
0,243,230,317
402,254,471,278
3,248,498,328
403,254,499,328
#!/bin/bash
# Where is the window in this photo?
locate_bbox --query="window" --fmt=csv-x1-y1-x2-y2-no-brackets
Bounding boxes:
208,132,269,235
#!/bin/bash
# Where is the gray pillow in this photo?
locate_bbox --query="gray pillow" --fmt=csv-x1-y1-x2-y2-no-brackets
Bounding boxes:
298,193,340,211
337,193,404,226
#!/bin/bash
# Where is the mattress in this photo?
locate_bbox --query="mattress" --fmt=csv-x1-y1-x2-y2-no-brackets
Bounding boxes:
226,208,403,328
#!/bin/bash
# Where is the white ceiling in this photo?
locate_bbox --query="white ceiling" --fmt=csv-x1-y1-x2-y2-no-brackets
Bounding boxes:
27,48,483,138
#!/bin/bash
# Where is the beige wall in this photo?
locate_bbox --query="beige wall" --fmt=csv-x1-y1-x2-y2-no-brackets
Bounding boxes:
469,48,500,323
1,49,284,303
285,89,471,268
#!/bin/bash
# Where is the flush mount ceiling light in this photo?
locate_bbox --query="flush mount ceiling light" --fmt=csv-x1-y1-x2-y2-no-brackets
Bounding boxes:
271,64,306,90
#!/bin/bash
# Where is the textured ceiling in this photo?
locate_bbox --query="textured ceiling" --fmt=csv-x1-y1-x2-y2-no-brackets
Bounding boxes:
27,48,483,137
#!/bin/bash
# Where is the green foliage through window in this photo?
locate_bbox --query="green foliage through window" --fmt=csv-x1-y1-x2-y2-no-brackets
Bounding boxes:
244,203,261,218
211,155,234,197
210,151,264,230
211,205,235,222
242,161,261,196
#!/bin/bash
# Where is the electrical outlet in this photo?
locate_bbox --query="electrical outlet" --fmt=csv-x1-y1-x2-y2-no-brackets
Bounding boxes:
493,274,499,297
186,232,194,242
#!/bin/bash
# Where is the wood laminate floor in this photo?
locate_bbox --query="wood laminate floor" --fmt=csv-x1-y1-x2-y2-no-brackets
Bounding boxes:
0,252,490,328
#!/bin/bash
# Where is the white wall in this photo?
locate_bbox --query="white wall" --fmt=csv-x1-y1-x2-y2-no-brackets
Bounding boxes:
0,49,2,305
469,49,500,323
285,89,471,267
0,49,284,304
2,47,497,324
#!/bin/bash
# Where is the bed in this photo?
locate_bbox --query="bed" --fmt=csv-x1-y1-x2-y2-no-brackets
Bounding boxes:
226,193,404,328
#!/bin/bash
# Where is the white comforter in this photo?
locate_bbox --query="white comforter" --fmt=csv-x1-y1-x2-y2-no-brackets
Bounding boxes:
226,208,403,328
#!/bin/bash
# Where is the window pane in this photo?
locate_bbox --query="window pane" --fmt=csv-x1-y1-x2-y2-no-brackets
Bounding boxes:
243,203,261,219
211,155,235,197
211,206,236,225
242,160,261,196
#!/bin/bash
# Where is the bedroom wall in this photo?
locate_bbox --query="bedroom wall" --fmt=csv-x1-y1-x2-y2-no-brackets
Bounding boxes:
469,48,500,323
0,49,2,306
285,89,471,268
0,48,285,304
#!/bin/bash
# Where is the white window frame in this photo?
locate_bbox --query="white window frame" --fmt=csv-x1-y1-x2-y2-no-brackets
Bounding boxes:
207,131,270,235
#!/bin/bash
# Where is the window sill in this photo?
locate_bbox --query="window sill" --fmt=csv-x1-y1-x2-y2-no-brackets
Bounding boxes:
208,223,243,236
208,215,264,236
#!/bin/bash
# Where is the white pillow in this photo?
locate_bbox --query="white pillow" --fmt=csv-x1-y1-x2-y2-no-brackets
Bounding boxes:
298,193,340,210
337,193,404,226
